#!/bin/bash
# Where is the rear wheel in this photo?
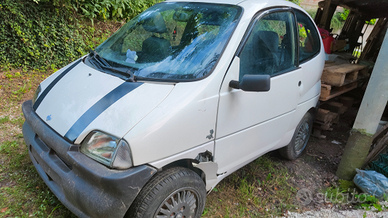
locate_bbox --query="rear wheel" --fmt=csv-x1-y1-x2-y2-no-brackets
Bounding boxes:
280,112,313,160
128,167,206,218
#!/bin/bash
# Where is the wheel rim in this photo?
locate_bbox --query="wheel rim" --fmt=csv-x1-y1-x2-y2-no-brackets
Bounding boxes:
294,120,311,155
155,188,199,218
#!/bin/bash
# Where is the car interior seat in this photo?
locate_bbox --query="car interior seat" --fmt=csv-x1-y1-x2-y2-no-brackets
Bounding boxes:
137,12,171,63
253,30,279,75
239,30,279,80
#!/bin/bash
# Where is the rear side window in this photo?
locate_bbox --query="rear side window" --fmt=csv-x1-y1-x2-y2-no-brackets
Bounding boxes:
295,10,320,63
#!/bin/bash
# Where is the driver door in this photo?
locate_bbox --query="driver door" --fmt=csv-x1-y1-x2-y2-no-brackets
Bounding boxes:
215,9,303,174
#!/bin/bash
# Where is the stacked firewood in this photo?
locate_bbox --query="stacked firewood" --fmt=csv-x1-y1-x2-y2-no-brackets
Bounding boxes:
313,96,354,138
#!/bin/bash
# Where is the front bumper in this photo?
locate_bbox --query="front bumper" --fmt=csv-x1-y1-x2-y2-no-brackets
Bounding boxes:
22,100,157,218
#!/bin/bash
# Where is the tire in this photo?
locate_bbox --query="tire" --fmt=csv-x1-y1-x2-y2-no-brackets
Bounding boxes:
127,167,206,218
280,112,313,160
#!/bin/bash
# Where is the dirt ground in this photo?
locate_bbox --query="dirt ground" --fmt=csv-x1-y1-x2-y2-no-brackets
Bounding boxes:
276,92,363,212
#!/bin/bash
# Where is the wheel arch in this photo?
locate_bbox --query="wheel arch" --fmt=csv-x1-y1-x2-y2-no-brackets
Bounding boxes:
162,159,207,183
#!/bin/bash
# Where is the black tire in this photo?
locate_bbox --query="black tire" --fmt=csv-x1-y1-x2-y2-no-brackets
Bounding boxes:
127,167,206,218
279,112,313,160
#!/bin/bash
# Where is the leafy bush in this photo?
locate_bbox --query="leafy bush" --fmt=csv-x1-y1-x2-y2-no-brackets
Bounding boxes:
0,0,160,70
70,0,162,21
287,0,300,5
0,0,86,69
331,11,346,32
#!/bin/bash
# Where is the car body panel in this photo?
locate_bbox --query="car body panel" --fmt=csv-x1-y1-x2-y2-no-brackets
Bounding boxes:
35,61,174,143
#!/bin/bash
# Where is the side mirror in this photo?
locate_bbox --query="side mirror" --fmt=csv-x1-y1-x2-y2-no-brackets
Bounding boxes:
229,74,270,92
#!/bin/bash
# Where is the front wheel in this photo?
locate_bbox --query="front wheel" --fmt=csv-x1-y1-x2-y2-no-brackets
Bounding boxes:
280,112,313,160
127,167,206,218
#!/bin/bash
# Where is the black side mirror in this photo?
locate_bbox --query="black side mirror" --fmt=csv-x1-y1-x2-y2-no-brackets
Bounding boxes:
229,74,270,92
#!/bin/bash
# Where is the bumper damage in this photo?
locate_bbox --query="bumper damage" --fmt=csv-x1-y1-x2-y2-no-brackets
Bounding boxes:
22,100,157,218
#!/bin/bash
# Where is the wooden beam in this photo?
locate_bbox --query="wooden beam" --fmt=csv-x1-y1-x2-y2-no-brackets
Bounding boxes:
360,18,388,61
314,8,323,25
319,0,337,30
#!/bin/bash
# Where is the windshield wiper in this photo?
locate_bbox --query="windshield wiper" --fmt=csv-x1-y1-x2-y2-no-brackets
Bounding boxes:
89,49,111,68
89,49,137,82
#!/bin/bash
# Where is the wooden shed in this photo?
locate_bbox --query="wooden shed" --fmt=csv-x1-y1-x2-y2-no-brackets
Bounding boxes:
311,0,388,180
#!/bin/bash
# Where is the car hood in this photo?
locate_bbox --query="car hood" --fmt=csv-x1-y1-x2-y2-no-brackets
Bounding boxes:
34,59,174,143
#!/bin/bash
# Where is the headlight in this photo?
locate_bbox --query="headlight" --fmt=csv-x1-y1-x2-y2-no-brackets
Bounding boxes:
80,131,133,169
32,85,41,105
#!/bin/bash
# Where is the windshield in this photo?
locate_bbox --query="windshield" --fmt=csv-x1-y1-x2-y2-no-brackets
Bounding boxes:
94,2,242,81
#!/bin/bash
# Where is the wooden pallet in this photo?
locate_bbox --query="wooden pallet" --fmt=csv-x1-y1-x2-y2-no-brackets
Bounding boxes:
320,81,358,101
321,63,365,87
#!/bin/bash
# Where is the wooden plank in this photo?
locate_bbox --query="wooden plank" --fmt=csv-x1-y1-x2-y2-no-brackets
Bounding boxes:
338,96,354,108
372,122,388,145
321,64,364,86
325,61,337,67
316,109,338,123
319,81,358,101
314,123,333,131
321,101,348,114
316,108,330,122
320,84,331,100
324,64,365,74
312,128,326,139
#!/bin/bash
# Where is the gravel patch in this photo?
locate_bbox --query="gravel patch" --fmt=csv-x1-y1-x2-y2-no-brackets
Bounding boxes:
283,207,388,218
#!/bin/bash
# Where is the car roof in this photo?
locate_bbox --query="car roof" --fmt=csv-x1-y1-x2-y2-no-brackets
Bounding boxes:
165,0,245,4
164,0,299,11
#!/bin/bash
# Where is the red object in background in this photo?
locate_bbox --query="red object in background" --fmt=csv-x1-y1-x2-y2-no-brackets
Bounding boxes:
321,34,334,54
318,27,330,36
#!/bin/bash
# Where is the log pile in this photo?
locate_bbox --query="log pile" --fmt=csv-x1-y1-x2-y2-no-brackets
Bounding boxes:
313,96,354,139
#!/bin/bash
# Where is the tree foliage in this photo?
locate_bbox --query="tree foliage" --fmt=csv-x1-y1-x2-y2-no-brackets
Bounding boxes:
0,0,161,70
0,0,86,69
70,0,162,21
287,0,300,6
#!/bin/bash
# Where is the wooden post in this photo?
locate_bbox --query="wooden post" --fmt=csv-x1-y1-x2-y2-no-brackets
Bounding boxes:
319,0,337,31
337,28,388,180
314,1,325,25
360,18,388,61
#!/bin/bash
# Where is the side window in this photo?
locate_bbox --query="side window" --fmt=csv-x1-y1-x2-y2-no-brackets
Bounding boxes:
295,10,321,63
239,11,296,80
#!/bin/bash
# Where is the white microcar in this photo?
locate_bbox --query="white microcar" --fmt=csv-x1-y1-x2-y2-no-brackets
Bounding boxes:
22,0,325,217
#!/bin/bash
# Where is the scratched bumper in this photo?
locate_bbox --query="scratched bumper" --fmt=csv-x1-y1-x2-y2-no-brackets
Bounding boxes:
22,100,157,218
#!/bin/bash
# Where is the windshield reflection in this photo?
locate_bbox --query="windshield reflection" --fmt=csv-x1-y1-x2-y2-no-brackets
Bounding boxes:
94,2,242,81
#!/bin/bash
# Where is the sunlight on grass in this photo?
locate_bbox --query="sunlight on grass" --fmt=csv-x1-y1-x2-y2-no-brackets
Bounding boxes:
203,155,298,217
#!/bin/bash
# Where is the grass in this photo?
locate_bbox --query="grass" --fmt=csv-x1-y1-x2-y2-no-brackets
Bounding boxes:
0,67,77,218
0,139,75,218
203,156,298,217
